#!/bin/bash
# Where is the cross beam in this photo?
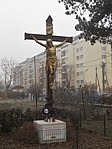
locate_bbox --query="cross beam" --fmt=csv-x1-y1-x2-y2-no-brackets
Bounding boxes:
25,33,73,43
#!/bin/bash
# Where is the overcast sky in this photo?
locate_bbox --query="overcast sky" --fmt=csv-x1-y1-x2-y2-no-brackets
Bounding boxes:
0,0,79,63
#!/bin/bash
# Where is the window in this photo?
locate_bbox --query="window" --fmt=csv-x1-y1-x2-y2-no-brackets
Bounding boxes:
61,50,68,57
104,80,107,84
30,69,33,73
29,79,33,83
102,55,106,59
80,55,83,59
80,71,83,76
61,58,66,64
29,74,33,78
77,64,79,68
76,56,79,60
77,80,84,84
62,65,68,71
77,72,79,76
76,48,79,53
66,57,68,61
62,73,66,79
77,71,83,76
77,80,80,84
102,47,106,51
77,63,83,68
76,55,83,60
80,47,83,52
29,64,33,68
80,63,83,67
62,80,66,86
61,51,66,57
81,80,84,84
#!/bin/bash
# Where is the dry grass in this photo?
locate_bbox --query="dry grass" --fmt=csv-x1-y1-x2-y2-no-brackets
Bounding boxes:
0,98,44,111
0,99,112,148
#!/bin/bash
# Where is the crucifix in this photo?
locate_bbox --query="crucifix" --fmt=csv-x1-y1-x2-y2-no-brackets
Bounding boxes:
24,15,73,121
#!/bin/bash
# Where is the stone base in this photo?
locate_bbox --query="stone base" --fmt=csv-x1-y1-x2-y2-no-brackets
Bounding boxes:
33,119,66,144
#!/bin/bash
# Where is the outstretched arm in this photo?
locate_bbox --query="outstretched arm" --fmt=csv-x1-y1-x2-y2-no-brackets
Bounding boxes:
56,38,68,48
31,35,47,48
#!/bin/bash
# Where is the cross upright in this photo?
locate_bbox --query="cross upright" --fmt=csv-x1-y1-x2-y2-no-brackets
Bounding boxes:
24,15,73,119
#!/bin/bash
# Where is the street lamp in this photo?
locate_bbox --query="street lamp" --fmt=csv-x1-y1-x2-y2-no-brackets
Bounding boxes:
83,69,89,86
102,51,112,80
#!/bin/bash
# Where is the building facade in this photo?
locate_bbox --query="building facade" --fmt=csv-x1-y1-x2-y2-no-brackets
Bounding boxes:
73,37,112,91
13,36,112,93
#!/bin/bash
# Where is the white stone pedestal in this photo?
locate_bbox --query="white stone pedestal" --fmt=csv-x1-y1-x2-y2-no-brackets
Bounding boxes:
33,120,66,144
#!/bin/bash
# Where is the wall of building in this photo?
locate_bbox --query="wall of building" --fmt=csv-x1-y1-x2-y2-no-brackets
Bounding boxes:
13,36,112,94
73,38,112,91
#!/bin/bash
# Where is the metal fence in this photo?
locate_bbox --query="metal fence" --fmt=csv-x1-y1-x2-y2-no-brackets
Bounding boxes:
81,117,112,137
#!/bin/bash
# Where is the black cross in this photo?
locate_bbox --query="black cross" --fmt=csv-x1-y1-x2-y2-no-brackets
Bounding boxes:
25,16,73,43
24,15,73,118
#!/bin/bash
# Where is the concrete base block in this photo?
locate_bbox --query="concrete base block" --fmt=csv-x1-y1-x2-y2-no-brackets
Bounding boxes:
33,119,66,144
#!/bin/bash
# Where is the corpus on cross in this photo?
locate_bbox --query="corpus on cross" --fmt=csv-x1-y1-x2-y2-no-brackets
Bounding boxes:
24,15,73,120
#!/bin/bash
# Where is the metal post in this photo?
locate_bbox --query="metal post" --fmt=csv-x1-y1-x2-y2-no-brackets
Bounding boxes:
101,62,105,92
83,69,88,85
42,63,44,100
81,87,86,120
104,115,106,136
76,120,79,149
34,56,37,110
72,120,79,149
79,110,82,128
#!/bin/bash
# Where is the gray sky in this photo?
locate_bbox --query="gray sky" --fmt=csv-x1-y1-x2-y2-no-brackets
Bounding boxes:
0,0,79,63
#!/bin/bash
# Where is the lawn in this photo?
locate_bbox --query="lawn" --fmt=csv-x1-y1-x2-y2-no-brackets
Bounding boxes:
82,119,112,138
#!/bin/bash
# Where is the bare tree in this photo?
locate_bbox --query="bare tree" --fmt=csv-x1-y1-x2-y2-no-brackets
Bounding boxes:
61,65,75,89
0,58,18,90
0,74,4,90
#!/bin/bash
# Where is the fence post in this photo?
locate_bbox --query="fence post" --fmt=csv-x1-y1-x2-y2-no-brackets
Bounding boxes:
72,119,79,149
76,120,79,149
79,110,82,128
104,115,106,136
72,120,79,149
81,87,86,120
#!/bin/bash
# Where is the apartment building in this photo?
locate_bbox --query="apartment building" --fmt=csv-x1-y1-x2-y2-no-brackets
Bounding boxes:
13,51,47,95
14,57,35,90
36,51,46,96
56,36,112,91
72,36,112,91
13,35,112,93
56,43,75,87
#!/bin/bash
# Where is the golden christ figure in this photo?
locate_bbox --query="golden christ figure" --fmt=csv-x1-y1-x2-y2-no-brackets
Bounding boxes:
31,35,67,88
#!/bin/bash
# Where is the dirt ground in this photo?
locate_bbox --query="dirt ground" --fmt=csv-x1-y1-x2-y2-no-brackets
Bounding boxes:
0,122,112,149
0,99,112,149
